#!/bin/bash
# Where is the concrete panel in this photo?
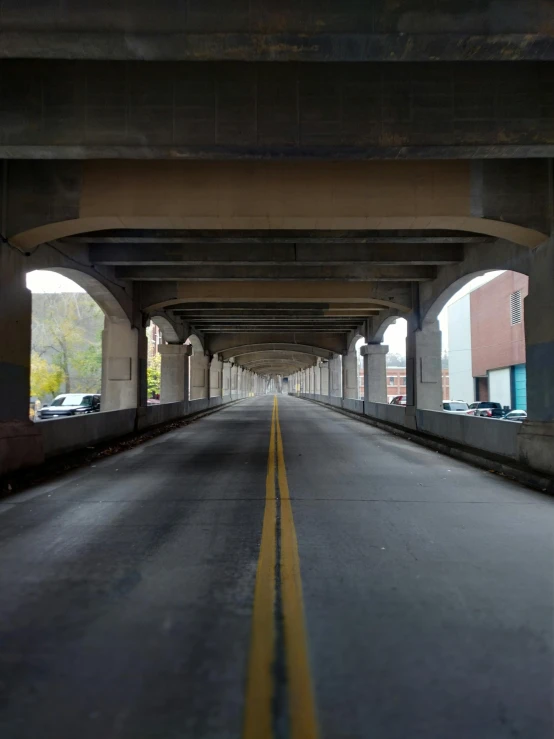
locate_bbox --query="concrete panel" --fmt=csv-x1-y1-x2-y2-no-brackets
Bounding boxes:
0,421,44,475
136,402,188,431
365,401,407,426
342,398,364,414
41,410,136,458
2,62,554,159
415,410,519,460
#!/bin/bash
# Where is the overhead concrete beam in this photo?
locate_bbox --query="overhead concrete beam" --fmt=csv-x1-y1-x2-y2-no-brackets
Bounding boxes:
142,282,412,312
114,265,436,282
0,32,552,62
207,333,347,356
218,343,334,362
90,243,464,265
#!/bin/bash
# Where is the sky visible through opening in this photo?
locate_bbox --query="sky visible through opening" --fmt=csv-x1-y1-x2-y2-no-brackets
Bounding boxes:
27,270,503,355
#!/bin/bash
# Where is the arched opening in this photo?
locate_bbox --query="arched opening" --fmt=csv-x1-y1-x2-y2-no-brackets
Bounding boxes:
423,270,528,413
381,317,408,404
26,268,137,418
27,270,105,420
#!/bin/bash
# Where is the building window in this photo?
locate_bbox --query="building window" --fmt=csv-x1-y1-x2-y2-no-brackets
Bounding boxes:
388,376,396,386
400,376,406,384
510,290,522,325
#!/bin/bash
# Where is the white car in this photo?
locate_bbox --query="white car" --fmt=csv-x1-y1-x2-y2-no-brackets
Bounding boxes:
504,410,527,422
442,400,469,413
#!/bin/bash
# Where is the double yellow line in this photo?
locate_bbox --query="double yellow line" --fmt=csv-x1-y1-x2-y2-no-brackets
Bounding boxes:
243,396,319,739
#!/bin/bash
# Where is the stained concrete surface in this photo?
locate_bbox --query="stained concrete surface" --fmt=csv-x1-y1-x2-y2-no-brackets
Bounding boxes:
0,395,552,738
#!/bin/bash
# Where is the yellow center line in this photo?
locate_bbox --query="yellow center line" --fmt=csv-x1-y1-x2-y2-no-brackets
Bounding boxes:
243,398,277,739
275,398,320,739
243,396,319,739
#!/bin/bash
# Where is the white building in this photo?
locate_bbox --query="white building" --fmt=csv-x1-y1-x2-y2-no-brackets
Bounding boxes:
447,293,474,403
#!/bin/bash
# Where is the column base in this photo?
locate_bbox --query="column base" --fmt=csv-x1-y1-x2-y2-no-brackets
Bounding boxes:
0,421,44,477
518,421,554,476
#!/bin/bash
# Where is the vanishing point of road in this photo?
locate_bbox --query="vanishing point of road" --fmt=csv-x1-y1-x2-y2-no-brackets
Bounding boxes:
0,396,552,738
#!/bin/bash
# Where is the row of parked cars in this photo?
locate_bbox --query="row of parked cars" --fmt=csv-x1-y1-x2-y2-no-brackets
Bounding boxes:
389,396,527,422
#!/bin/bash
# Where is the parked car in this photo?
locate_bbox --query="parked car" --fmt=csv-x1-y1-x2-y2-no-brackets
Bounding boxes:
39,393,101,419
504,410,527,422
467,401,504,418
389,395,407,406
442,400,469,413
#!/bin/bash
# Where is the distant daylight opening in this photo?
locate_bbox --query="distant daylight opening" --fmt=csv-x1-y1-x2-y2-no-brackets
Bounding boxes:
440,270,528,416
27,270,104,421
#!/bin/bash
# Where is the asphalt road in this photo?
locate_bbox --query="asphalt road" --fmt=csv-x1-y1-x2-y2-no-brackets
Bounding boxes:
0,395,552,738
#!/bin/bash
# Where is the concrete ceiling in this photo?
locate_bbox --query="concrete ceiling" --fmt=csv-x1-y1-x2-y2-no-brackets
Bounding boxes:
56,227,480,377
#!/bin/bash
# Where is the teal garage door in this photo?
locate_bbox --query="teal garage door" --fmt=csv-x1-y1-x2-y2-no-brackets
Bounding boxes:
512,364,527,411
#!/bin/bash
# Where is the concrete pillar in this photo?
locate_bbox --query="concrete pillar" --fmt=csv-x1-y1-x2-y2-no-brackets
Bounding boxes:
222,362,232,399
209,355,223,399
524,240,554,422
0,244,31,421
102,316,144,411
343,346,359,399
320,362,330,396
361,344,389,405
314,363,321,395
517,239,554,475
231,364,239,398
189,347,209,400
159,344,191,404
329,355,342,397
406,317,442,411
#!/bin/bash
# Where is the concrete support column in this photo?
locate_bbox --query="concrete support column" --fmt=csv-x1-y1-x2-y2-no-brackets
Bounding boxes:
222,362,232,398
209,355,223,399
189,348,209,400
158,344,191,404
102,316,144,411
320,362,330,396
406,317,442,411
343,346,359,399
231,364,238,398
314,363,321,395
361,343,389,405
524,240,554,422
329,355,342,397
0,244,31,421
518,239,554,475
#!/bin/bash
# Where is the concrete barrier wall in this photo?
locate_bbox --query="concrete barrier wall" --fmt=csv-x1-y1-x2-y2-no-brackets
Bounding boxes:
136,401,188,431
294,393,523,469
416,410,519,460
42,409,136,458
365,401,406,426
39,394,245,462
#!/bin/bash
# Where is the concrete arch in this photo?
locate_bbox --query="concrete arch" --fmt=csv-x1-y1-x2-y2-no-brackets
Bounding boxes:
371,314,403,344
218,342,334,362
149,313,183,344
185,333,204,354
420,239,533,327
27,266,128,321
11,216,548,251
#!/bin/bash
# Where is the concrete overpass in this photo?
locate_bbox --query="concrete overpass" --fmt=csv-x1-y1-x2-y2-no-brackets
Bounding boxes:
0,3,553,737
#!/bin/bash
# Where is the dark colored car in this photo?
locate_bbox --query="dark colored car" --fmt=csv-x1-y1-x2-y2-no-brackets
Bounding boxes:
39,393,100,419
467,401,505,418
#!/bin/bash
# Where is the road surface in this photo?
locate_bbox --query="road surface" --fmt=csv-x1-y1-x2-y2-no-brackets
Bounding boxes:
0,395,552,738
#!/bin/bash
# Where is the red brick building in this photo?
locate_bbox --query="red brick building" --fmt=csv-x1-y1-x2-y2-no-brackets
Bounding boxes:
385,367,449,403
